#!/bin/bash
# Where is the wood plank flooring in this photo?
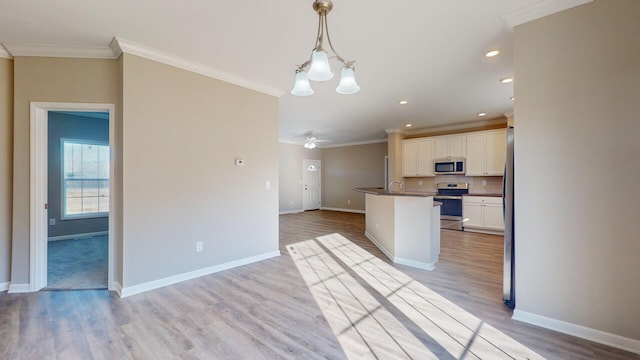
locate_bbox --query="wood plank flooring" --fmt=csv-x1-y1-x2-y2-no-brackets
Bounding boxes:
1,210,638,359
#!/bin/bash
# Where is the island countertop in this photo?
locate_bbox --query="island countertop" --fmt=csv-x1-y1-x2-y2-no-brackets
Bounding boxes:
353,187,437,197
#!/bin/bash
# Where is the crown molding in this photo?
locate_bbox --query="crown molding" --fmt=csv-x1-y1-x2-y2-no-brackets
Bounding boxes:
405,117,507,137
384,128,406,135
502,0,593,29
279,138,387,148
321,138,387,149
111,37,283,98
0,44,12,59
278,139,302,145
1,43,116,59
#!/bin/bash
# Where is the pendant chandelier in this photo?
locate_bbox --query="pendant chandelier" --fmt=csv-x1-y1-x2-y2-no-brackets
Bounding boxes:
291,0,360,96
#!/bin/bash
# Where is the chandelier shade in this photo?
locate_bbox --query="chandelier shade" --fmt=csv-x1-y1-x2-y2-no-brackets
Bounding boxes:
307,50,334,81
291,0,360,96
291,71,314,96
336,66,360,94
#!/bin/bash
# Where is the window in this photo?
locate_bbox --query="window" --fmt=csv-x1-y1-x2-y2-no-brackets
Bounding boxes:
62,139,110,218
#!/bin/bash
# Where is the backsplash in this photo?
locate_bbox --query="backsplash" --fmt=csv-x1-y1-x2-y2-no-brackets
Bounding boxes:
403,175,503,194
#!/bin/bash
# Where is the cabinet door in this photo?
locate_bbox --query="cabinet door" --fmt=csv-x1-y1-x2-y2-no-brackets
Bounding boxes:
417,139,434,176
402,141,419,176
462,202,484,228
484,202,505,230
485,130,506,175
433,137,449,160
448,135,466,158
465,133,486,176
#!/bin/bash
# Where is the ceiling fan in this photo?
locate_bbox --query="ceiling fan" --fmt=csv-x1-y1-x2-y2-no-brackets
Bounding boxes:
303,131,330,149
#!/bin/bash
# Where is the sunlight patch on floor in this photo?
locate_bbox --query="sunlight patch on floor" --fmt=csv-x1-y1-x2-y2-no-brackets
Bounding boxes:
288,233,544,360
288,238,440,359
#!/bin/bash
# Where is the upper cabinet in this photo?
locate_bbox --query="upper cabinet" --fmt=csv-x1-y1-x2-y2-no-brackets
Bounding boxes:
402,138,434,177
433,134,466,160
465,129,506,176
402,128,506,178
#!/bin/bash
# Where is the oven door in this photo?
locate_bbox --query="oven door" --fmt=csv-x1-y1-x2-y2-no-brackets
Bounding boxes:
435,195,463,230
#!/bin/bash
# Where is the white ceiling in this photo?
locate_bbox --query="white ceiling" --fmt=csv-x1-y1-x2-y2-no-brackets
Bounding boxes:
0,0,589,146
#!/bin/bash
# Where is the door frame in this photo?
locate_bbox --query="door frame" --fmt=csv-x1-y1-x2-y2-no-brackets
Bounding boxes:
302,159,321,211
30,101,116,291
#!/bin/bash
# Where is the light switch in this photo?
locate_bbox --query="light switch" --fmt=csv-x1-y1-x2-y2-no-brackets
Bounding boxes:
265,181,271,189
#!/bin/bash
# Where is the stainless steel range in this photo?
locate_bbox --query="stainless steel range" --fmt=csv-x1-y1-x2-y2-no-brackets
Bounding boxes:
435,182,469,231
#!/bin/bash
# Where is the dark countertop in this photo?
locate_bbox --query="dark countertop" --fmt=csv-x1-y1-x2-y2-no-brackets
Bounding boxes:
353,187,438,198
464,193,502,197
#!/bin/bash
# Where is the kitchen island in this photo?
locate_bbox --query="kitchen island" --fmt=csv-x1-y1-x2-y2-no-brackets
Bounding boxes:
353,188,441,270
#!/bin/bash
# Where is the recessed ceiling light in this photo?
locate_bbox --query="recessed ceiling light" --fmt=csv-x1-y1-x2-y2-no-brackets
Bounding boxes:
405,124,412,127
399,100,408,105
500,77,514,84
478,112,487,117
485,50,500,57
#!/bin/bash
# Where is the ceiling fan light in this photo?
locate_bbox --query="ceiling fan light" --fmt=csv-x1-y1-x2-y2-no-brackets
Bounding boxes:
336,67,360,95
307,50,333,81
291,71,314,96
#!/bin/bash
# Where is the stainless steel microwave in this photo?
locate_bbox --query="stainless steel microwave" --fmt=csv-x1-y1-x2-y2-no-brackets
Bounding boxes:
434,158,465,174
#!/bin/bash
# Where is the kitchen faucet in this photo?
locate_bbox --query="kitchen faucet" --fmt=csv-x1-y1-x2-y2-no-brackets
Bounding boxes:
388,180,405,193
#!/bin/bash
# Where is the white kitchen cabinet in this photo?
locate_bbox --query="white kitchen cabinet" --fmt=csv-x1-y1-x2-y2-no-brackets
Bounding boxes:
402,138,434,177
465,129,506,176
433,134,466,160
463,196,504,233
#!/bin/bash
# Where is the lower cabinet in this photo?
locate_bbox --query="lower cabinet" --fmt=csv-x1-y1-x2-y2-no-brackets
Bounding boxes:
462,196,504,233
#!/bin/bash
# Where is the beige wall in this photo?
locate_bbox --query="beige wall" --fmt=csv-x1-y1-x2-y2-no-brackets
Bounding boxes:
121,54,279,287
514,0,640,343
11,57,119,285
321,142,387,211
278,142,321,213
0,58,13,285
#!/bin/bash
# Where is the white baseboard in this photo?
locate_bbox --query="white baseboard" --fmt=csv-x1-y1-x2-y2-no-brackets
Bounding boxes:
48,231,108,242
394,257,435,271
463,227,503,235
120,250,281,298
512,309,640,355
365,231,435,271
279,210,303,215
0,282,9,292
8,283,31,293
321,207,365,214
365,231,394,261
110,281,123,297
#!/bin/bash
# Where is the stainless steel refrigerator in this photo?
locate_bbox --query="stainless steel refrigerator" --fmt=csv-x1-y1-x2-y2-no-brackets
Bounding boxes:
503,126,515,308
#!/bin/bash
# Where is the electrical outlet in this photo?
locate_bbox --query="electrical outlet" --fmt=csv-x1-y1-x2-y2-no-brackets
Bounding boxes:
196,241,203,253
49,218,56,226
347,200,351,204
265,181,271,189
482,180,487,186
419,180,423,186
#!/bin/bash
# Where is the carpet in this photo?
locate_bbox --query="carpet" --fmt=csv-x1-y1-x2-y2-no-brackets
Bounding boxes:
47,235,108,290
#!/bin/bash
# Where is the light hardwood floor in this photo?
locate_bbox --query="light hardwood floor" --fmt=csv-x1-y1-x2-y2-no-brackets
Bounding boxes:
0,210,637,359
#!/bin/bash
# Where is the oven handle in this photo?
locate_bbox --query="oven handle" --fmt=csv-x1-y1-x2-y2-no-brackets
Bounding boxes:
434,195,462,200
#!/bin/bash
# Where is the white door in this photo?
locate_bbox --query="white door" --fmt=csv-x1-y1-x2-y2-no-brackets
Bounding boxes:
303,159,321,211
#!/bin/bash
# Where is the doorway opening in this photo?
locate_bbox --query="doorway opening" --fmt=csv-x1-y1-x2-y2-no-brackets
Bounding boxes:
30,102,116,292
46,111,110,289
